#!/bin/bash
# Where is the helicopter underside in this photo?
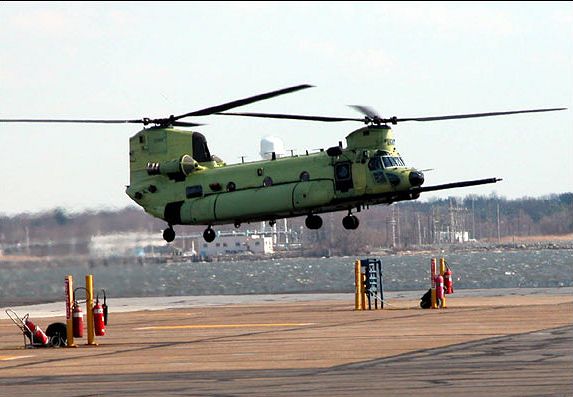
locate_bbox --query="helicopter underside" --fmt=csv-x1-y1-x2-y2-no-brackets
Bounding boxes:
153,176,500,242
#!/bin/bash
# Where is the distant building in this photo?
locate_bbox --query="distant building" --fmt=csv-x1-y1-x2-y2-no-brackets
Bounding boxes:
437,230,470,244
89,232,171,258
198,233,274,257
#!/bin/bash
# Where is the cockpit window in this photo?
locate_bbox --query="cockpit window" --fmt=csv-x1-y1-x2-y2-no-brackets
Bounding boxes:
368,157,382,170
381,156,405,168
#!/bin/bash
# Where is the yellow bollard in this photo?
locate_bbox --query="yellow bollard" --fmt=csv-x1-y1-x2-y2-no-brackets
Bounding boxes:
361,273,367,310
355,260,362,310
64,275,75,347
85,275,96,345
431,258,437,309
440,258,447,308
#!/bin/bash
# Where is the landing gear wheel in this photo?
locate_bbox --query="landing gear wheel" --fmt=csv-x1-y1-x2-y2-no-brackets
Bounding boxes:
163,227,176,243
305,215,323,230
342,215,360,230
203,227,216,243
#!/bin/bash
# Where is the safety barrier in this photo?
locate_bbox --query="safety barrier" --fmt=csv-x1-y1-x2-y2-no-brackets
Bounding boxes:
424,257,454,309
354,258,384,310
65,275,107,347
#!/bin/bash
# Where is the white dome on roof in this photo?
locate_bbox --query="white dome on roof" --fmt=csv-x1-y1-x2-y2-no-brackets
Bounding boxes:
260,136,285,160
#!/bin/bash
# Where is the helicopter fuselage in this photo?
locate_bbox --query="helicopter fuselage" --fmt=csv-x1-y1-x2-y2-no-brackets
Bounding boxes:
126,124,423,228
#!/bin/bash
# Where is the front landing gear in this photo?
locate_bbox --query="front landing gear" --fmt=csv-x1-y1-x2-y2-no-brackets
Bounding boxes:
203,227,216,243
163,226,176,243
342,214,360,230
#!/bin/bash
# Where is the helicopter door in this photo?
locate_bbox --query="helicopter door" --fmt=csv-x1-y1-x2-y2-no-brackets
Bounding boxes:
334,161,353,192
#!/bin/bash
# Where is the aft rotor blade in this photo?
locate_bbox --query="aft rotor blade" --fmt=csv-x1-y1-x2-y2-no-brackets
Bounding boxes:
0,118,145,124
395,108,567,123
175,84,314,120
217,112,364,123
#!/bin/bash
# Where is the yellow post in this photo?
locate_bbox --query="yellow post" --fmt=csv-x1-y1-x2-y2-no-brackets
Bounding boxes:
361,273,367,310
431,258,437,309
85,275,96,345
64,275,75,347
355,260,362,310
440,257,447,308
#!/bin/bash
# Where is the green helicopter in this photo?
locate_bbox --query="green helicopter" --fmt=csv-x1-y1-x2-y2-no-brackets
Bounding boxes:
1,84,564,242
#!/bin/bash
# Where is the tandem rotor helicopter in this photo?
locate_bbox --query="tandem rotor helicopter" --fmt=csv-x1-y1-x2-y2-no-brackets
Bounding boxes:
1,84,565,242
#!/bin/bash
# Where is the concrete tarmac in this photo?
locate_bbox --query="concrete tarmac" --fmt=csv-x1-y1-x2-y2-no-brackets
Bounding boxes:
1,290,572,396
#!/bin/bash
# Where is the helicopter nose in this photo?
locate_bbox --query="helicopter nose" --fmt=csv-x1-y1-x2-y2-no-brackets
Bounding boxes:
409,170,425,187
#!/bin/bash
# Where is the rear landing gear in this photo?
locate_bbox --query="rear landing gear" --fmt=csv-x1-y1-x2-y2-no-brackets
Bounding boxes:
203,226,216,243
163,226,176,242
342,214,359,230
305,214,323,229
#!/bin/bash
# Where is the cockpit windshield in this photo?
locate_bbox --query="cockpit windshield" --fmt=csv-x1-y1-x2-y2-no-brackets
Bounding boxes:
368,156,405,170
382,156,405,167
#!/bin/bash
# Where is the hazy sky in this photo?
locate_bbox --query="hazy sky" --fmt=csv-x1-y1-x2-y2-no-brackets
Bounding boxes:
1,2,571,216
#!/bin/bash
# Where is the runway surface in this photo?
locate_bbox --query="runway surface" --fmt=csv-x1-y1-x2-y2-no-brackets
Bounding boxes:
1,290,572,396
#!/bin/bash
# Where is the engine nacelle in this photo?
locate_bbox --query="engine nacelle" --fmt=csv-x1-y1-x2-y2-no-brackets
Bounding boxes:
146,155,199,179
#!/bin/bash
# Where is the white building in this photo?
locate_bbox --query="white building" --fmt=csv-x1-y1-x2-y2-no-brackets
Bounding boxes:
198,233,274,257
89,232,168,258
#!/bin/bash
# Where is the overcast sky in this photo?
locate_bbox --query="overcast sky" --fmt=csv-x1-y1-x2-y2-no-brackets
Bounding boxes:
1,2,571,216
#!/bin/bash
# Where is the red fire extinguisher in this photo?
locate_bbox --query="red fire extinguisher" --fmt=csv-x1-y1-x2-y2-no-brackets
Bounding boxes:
24,318,48,345
72,303,84,338
435,274,444,307
444,267,454,294
93,298,106,337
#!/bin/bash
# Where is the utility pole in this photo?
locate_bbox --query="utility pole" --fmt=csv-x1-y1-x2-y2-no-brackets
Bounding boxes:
496,202,501,243
471,196,476,240
388,207,397,248
417,213,422,245
396,206,401,248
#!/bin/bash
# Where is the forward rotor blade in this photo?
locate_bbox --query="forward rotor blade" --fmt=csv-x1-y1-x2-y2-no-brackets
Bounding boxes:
349,105,380,119
395,108,567,123
217,112,364,123
175,84,314,120
171,121,203,127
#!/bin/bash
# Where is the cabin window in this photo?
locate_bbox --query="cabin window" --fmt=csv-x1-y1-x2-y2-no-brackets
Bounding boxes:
192,132,212,162
334,161,353,192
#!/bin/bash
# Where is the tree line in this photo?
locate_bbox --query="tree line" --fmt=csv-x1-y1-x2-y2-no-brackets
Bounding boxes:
0,193,571,257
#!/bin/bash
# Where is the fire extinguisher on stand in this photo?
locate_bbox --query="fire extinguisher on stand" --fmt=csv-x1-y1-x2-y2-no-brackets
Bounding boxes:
435,274,444,308
93,290,107,337
444,264,454,295
72,302,84,338
24,317,49,346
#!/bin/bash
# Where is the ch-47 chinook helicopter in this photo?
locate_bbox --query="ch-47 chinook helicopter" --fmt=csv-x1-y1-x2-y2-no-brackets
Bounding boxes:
1,84,565,242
